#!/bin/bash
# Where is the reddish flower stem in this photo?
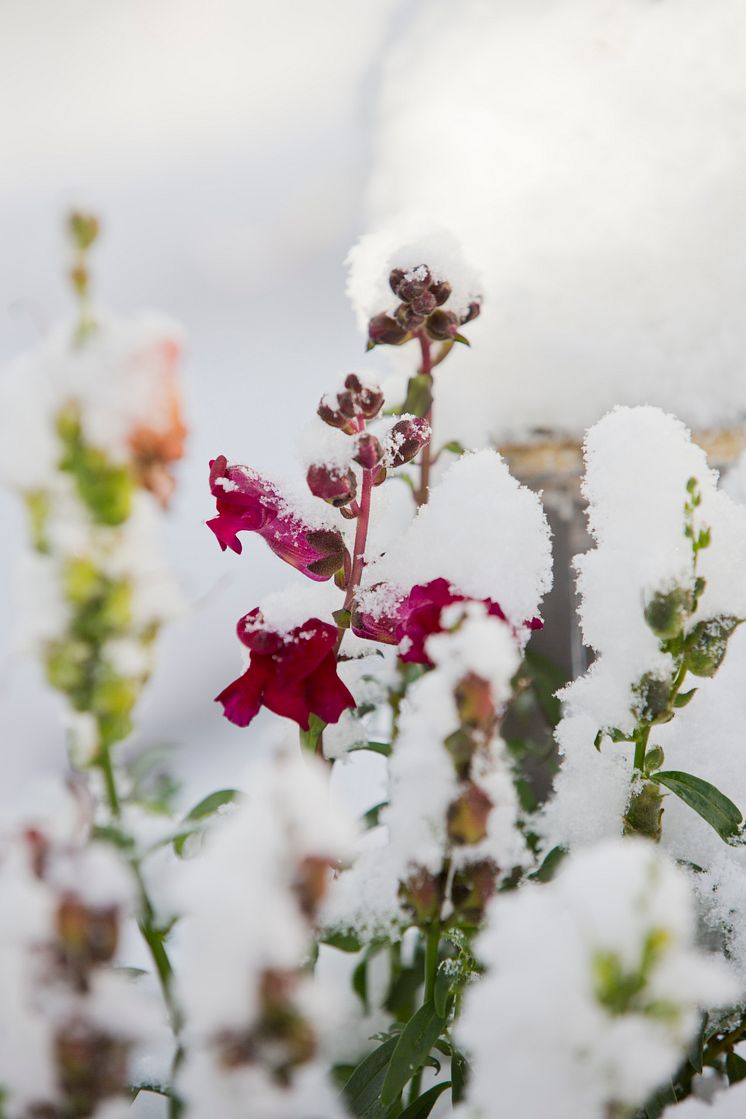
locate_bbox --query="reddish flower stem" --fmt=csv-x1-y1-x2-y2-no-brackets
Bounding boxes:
415,332,433,506
335,419,375,654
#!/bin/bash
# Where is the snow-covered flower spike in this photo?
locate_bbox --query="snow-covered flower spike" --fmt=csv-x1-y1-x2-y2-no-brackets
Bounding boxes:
176,751,354,1119
542,406,746,852
324,605,530,938
0,213,186,805
457,839,739,1119
0,815,158,1118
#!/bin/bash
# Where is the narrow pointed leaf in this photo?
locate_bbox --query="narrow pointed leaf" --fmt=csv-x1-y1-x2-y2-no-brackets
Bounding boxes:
380,1001,447,1107
651,770,744,843
343,1037,398,1119
396,1081,451,1119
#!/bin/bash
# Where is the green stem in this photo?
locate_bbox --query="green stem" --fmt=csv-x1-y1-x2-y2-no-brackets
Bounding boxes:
424,922,441,1004
633,726,650,775
97,739,121,817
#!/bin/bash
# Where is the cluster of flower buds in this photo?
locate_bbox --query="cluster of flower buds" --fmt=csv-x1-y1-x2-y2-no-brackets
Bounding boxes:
367,264,481,349
311,375,431,515
0,821,154,1119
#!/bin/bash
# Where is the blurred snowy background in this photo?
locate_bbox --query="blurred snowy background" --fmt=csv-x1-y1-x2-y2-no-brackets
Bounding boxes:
2,0,746,875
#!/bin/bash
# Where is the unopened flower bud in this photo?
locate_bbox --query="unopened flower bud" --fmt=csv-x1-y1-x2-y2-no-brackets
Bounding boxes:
644,587,691,641
450,859,498,921
455,672,497,732
410,290,437,317
444,728,478,780
398,266,431,303
353,433,383,471
293,855,333,919
447,783,492,844
633,672,673,724
685,616,740,677
460,299,482,324
395,302,426,333
385,417,431,468
343,373,384,419
425,309,460,341
306,463,357,507
317,398,355,432
68,211,100,252
399,867,445,924
389,267,406,296
368,312,408,347
429,279,452,306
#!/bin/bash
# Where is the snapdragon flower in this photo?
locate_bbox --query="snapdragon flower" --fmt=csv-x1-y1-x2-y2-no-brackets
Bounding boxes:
215,610,355,731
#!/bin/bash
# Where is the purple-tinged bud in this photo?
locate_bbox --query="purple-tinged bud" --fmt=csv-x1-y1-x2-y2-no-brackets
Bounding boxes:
317,398,356,434
410,290,437,317
395,302,426,333
450,859,498,922
398,266,431,303
336,390,357,419
389,267,406,296
425,309,460,341
429,279,452,306
306,464,357,507
385,417,431,467
368,312,408,347
399,866,445,924
460,299,482,324
353,433,383,471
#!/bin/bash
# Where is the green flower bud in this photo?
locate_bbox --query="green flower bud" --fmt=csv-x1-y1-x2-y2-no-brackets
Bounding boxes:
632,672,672,724
685,616,740,677
643,587,691,640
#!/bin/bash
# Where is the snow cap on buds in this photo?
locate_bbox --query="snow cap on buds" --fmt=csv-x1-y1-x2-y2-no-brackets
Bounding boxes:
216,609,354,731
208,455,347,580
317,373,384,429
347,227,483,346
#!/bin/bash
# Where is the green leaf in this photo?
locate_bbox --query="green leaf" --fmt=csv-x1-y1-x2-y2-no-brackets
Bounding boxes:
451,1049,468,1103
185,788,242,822
380,1001,447,1107
530,845,566,883
320,928,364,953
674,688,697,708
440,441,465,456
433,964,452,1018
363,801,388,829
401,375,433,419
343,1037,399,1119
348,741,392,758
651,770,744,843
396,1081,451,1119
726,1051,746,1084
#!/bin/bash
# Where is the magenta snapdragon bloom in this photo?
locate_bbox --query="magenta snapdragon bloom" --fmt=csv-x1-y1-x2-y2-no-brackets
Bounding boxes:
216,610,355,731
207,455,346,581
352,577,543,665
